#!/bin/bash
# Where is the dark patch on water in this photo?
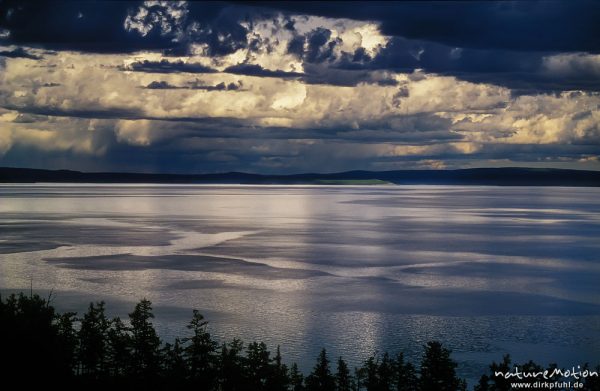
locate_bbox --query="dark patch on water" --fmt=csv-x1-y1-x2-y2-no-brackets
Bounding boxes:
46,253,332,280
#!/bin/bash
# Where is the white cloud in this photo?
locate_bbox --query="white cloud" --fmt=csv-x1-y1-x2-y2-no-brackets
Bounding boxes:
188,14,389,72
290,15,389,60
442,92,600,146
124,1,189,39
0,44,598,170
114,119,153,146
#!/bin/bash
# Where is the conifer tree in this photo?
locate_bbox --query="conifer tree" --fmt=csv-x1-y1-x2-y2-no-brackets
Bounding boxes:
474,374,490,391
163,338,188,386
378,352,395,391
107,316,132,378
290,362,305,391
419,341,465,391
247,341,271,390
395,353,418,391
306,348,336,391
185,310,218,388
0,293,69,381
129,299,161,379
219,338,246,391
55,311,79,377
359,356,380,391
79,301,110,377
267,345,290,391
336,357,353,391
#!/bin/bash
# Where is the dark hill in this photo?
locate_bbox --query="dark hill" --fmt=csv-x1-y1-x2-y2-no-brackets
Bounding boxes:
1,166,599,186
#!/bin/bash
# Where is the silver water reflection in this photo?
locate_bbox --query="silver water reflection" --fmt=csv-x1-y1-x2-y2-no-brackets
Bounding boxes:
1,184,599,381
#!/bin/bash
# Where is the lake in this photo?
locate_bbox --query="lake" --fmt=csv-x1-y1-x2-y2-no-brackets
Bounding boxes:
1,184,599,384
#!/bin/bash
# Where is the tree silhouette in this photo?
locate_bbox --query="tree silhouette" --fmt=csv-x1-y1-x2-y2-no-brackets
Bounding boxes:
163,338,188,387
335,357,353,391
306,348,336,391
0,293,72,382
268,345,290,391
358,355,380,391
78,301,110,377
219,338,247,391
185,309,218,388
128,298,161,379
395,352,418,391
378,352,395,391
247,341,268,389
356,353,397,391
474,374,490,391
290,362,305,391
419,341,465,391
2,292,598,391
246,341,272,390
106,316,132,378
55,310,79,377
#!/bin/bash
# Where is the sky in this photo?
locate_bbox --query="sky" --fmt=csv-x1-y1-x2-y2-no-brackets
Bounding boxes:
1,1,599,174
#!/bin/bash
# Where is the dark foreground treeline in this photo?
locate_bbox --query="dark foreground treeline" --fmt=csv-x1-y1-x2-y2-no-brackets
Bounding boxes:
0,293,598,390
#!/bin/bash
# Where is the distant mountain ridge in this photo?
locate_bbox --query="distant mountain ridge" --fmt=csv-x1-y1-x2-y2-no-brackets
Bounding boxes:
1,166,600,186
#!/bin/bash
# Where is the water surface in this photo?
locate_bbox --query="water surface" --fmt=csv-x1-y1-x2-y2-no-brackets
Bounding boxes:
1,184,599,383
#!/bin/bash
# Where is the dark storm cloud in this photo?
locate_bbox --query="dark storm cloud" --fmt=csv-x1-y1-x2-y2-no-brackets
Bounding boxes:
144,80,242,91
333,36,600,92
363,143,600,173
0,1,174,53
144,81,180,89
224,63,303,78
360,36,540,74
261,1,600,53
301,64,397,87
155,112,462,144
186,4,251,57
122,60,217,74
0,47,41,59
187,81,242,91
1,104,144,120
286,35,305,57
463,72,600,95
305,27,339,63
1,1,599,174
263,2,600,92
0,1,232,53
0,137,594,175
2,1,597,92
286,26,353,66
0,1,256,55
0,103,254,127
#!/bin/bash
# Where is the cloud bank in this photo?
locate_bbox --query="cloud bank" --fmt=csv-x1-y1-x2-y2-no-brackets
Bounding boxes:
0,1,598,173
